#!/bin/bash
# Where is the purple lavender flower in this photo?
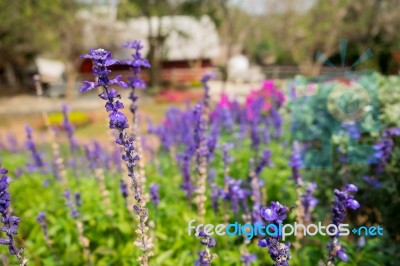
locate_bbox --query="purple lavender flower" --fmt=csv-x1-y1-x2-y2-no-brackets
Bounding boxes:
124,40,151,142
177,149,194,199
300,183,317,223
222,177,248,214
193,103,208,158
80,49,126,93
36,211,47,237
263,116,271,144
210,182,221,214
332,184,359,226
64,189,79,219
149,183,159,207
195,230,217,265
270,108,283,138
61,104,78,152
112,146,123,173
75,193,82,207
260,201,289,223
0,166,26,264
206,121,220,161
200,73,215,109
342,123,360,139
255,149,272,176
120,180,128,200
196,230,216,248
371,127,400,174
123,40,150,90
222,143,234,178
25,125,45,172
327,184,360,263
259,238,290,266
241,253,257,266
84,141,106,170
195,251,212,266
259,201,291,266
81,48,152,262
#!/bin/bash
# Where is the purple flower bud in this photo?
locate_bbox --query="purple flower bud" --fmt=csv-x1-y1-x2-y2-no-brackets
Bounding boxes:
345,184,358,192
337,249,348,261
346,199,360,210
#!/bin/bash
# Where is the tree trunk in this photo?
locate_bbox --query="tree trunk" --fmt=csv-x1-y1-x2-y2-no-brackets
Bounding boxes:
148,36,165,94
65,60,77,101
5,62,19,93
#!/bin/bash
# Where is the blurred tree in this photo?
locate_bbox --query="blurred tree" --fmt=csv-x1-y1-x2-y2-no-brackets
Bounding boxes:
206,0,258,89
118,0,209,92
266,0,349,76
0,1,83,96
260,0,400,75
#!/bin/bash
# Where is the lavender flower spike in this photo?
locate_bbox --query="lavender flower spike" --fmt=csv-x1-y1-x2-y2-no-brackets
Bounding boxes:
80,48,153,265
61,104,78,152
124,40,151,200
0,166,28,265
149,184,159,207
300,182,317,224
36,212,47,237
259,201,291,266
241,253,257,266
25,125,45,172
195,230,217,265
327,184,360,264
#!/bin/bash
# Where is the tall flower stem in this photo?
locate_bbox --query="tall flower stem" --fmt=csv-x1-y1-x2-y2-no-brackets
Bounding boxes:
0,166,28,266
194,74,214,223
80,48,152,265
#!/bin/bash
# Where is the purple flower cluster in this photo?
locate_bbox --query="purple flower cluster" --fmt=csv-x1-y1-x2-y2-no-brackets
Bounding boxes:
195,230,216,266
177,150,194,199
372,127,400,174
25,125,45,172
0,166,25,263
81,47,152,263
259,238,290,266
255,149,272,176
241,253,257,266
84,141,107,170
196,230,216,248
221,177,248,214
221,143,233,178
80,49,127,93
61,104,78,152
260,201,289,223
149,183,159,207
64,189,80,219
288,144,303,185
123,40,150,90
327,184,360,263
120,180,128,200
300,182,318,223
331,184,360,226
123,40,150,142
36,211,47,237
259,201,291,266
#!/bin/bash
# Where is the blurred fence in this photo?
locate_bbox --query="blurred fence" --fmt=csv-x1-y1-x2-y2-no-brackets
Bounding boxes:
262,66,351,79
